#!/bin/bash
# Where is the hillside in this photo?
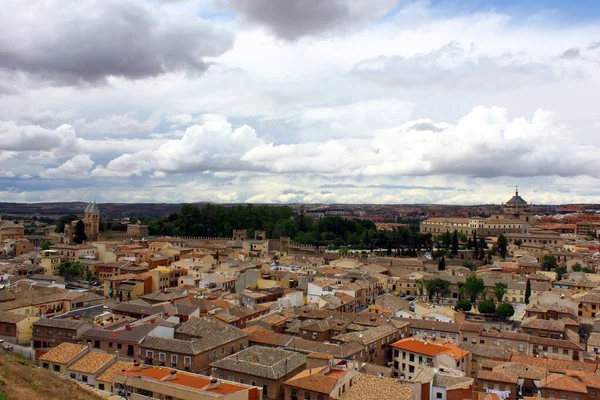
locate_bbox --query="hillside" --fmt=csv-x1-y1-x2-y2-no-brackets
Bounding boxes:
0,351,107,400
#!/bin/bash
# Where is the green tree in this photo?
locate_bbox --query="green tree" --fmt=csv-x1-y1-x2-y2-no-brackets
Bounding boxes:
554,266,567,280
40,240,53,251
462,262,474,271
542,255,558,271
473,231,479,258
498,234,508,259
525,279,531,304
478,299,496,314
496,303,515,318
73,220,87,244
451,230,459,256
456,300,472,312
57,261,85,281
438,256,446,271
85,271,94,283
55,214,78,233
493,282,508,304
464,276,485,304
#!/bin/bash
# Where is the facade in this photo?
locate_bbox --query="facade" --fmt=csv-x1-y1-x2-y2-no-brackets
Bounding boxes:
391,337,470,379
0,311,39,345
283,360,359,400
66,202,100,242
32,318,92,349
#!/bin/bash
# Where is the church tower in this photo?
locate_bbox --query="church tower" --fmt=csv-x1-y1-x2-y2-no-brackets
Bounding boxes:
83,201,100,241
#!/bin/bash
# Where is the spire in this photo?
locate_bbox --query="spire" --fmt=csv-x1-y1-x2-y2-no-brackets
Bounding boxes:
515,185,519,196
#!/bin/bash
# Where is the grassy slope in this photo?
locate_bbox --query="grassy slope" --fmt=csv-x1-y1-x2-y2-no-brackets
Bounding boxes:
0,351,106,400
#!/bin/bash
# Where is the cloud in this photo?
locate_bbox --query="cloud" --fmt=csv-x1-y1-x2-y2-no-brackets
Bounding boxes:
92,118,265,177
560,48,580,59
0,0,234,86
243,106,600,178
223,0,397,40
0,121,79,152
352,42,556,90
39,155,95,179
76,113,161,136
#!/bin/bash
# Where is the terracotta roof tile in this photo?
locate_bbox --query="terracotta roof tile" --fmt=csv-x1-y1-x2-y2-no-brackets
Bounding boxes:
38,343,87,364
68,352,115,374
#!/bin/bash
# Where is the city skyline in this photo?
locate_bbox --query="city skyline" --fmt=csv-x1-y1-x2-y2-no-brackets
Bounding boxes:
1,0,599,205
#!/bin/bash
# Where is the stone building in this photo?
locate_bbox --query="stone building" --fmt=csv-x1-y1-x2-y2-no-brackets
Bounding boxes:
65,201,100,242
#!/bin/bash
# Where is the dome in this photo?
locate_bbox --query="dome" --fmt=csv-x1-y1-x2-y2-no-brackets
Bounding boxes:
506,187,527,205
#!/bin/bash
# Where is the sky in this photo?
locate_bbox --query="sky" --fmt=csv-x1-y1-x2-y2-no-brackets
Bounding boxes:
1,0,599,205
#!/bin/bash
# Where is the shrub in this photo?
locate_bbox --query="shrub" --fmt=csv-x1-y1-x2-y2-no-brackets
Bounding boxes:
478,299,496,314
496,303,515,318
456,300,472,312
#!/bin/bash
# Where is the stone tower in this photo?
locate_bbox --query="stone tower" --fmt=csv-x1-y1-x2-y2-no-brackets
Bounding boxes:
83,201,100,241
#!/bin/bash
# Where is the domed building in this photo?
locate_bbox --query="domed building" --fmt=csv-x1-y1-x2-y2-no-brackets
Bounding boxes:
502,187,531,221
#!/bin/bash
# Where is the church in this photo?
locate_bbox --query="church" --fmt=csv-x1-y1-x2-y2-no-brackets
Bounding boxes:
65,201,100,242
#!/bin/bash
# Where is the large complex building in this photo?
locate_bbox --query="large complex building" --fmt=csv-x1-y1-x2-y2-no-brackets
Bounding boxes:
420,188,532,236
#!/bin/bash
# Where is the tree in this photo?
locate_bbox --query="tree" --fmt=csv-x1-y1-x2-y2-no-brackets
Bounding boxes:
498,234,508,259
473,231,479,258
478,299,496,314
496,303,515,318
456,300,472,312
572,263,593,273
525,279,531,304
444,231,451,249
452,230,459,256
40,240,53,251
542,255,558,271
55,214,78,233
554,266,567,280
416,280,425,299
56,261,85,281
462,262,474,271
438,256,446,271
85,271,94,283
73,220,87,244
493,282,508,304
464,276,485,304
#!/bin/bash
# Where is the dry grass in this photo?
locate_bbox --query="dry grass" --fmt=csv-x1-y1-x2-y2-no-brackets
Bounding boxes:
0,350,106,400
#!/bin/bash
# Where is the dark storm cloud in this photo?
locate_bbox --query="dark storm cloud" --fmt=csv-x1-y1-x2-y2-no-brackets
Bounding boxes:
222,0,397,41
0,0,234,85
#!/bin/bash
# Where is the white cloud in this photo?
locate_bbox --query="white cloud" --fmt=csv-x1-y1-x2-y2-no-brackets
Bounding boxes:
39,155,95,179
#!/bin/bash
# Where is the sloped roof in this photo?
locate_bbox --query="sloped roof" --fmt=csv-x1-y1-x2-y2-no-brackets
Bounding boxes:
210,346,306,379
344,373,413,400
38,343,87,364
68,352,114,374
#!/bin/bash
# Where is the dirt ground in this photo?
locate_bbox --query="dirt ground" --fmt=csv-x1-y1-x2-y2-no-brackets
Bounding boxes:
0,350,106,400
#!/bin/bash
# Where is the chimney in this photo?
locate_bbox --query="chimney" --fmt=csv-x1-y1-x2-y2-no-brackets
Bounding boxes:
125,324,131,331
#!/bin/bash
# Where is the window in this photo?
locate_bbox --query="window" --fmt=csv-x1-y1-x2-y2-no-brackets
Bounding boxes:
53,365,60,372
251,381,256,386
304,394,310,400
81,375,88,383
108,342,113,348
212,350,217,359
159,353,166,365
171,354,178,367
48,329,53,335
98,383,105,391
518,343,525,352
263,384,268,397
70,373,76,379
117,343,122,349
436,393,443,399
42,363,49,369
563,349,569,355
553,348,558,354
